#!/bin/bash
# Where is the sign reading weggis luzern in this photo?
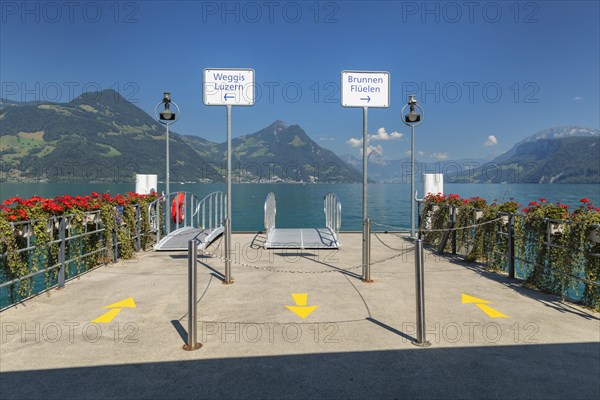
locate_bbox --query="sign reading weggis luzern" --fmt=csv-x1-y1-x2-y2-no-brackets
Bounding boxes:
340,70,390,108
203,68,255,106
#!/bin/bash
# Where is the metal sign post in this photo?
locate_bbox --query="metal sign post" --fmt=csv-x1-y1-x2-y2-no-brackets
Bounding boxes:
204,68,255,284
341,70,390,283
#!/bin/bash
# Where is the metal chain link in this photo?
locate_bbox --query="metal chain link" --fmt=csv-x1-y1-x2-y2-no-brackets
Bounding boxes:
371,217,504,233
197,237,413,274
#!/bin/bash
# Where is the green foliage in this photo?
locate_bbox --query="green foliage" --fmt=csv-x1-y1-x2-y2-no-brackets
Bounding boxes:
420,195,600,311
0,191,157,307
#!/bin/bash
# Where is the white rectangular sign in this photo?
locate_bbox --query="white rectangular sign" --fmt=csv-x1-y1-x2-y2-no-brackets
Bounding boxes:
203,68,255,106
341,70,390,108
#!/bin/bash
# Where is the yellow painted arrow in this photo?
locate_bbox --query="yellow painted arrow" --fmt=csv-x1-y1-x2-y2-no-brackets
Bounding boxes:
92,297,136,323
461,294,492,304
103,297,136,309
462,293,508,319
285,293,319,319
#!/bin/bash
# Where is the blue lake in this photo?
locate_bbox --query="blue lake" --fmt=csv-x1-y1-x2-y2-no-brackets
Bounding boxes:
2,183,599,231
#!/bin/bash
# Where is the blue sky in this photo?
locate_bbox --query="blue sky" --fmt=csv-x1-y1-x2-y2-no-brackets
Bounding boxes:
1,0,599,161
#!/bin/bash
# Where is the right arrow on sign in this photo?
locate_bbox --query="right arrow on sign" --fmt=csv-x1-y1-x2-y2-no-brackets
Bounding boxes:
360,96,371,103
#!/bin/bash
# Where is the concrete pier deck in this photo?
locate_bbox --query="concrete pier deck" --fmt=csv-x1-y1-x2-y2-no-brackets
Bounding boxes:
1,233,599,399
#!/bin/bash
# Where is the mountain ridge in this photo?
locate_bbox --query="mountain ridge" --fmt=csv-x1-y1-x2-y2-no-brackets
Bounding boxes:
0,90,359,183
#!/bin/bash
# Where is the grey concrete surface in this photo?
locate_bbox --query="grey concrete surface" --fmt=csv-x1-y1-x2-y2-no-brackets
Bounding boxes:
1,232,599,399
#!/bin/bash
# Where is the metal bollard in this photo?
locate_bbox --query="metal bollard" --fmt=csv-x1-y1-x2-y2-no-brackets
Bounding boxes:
508,214,515,279
223,218,233,284
183,239,202,351
57,218,66,289
451,207,457,254
412,238,431,347
363,218,373,282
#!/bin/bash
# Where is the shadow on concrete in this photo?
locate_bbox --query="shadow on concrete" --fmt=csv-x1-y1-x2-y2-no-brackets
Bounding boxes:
1,342,598,399
366,317,416,342
170,319,188,345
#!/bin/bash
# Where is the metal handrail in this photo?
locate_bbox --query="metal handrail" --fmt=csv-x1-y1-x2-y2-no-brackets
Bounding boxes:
324,192,342,234
0,205,149,310
148,191,203,243
194,191,226,231
264,192,276,234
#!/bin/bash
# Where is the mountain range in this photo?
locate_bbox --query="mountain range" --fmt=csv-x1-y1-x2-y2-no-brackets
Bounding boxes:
1,90,598,184
0,90,360,183
342,126,599,184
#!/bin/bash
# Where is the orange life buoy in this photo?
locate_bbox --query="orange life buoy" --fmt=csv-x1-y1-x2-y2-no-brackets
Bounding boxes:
171,192,185,223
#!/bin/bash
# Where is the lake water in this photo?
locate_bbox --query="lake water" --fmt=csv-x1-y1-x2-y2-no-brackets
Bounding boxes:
2,183,599,231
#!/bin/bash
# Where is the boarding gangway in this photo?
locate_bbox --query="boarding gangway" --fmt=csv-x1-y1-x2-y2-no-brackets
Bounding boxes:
149,191,225,251
263,192,341,249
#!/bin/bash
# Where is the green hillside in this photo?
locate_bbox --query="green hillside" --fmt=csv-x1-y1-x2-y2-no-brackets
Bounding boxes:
0,90,359,183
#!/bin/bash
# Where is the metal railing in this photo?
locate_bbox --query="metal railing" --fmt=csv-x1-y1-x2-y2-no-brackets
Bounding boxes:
324,192,342,234
419,202,600,303
148,192,203,243
0,206,149,310
195,191,226,231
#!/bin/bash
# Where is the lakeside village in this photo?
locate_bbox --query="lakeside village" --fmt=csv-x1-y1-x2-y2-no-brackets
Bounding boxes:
1,190,599,311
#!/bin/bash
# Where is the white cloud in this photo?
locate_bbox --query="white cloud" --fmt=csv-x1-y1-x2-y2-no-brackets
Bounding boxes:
370,127,404,141
484,135,498,147
432,152,449,161
347,127,403,156
405,150,426,156
574,96,583,101
347,138,363,147
319,137,335,141
367,144,383,155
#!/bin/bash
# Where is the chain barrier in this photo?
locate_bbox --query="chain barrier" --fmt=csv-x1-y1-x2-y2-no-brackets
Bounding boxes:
371,217,504,233
196,237,413,275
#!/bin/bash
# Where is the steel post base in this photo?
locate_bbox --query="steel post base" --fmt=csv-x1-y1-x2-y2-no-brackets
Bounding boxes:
182,343,202,351
411,340,431,348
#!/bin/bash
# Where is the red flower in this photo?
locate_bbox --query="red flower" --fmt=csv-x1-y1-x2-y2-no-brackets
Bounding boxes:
528,201,539,207
522,208,529,213
539,198,547,203
580,198,590,203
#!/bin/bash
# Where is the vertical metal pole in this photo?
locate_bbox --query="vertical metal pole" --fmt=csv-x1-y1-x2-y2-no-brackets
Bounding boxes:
412,238,431,347
362,107,371,282
451,206,457,254
58,218,66,288
508,214,515,279
135,206,141,251
363,218,372,282
113,227,118,263
224,105,233,284
166,123,170,196
410,125,415,238
183,239,201,351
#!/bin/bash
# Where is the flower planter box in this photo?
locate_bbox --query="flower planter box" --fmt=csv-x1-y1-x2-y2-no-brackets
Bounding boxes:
587,229,600,243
